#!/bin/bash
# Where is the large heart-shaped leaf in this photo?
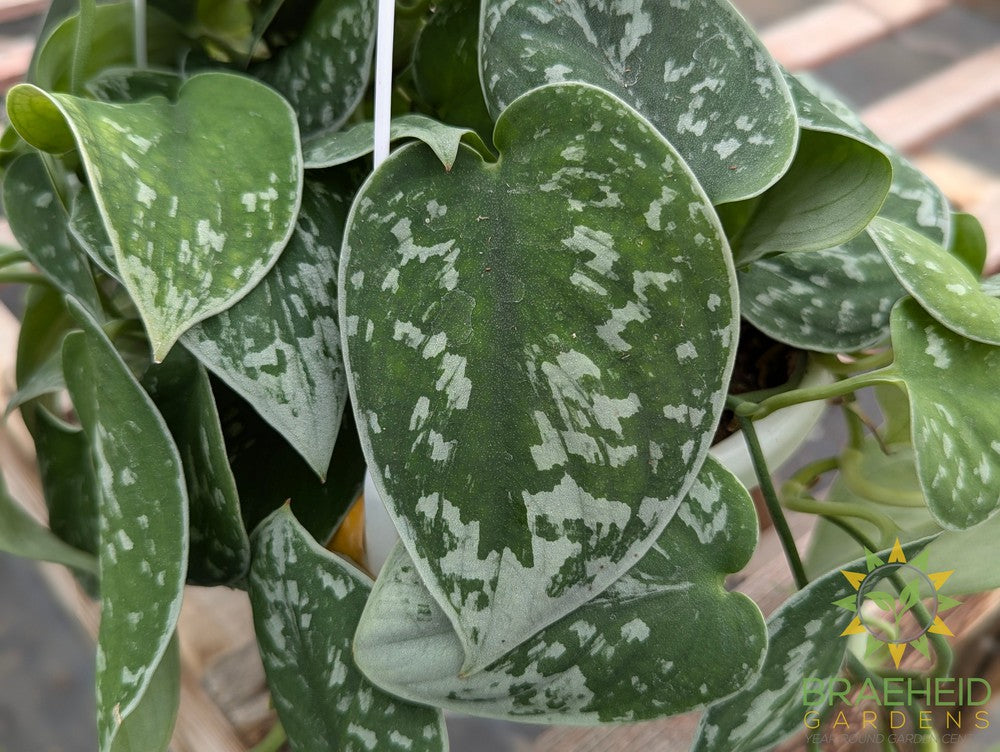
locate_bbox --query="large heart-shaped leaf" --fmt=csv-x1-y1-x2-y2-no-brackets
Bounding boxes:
303,114,493,171
355,457,765,722
61,300,188,752
7,71,303,360
480,0,797,204
872,217,1000,346
738,231,902,353
341,82,738,672
693,537,934,752
71,175,348,477
143,347,250,585
412,0,494,141
3,153,101,313
0,463,97,575
890,298,1000,529
727,128,891,265
215,382,365,546
249,505,447,752
183,177,351,477
255,0,376,136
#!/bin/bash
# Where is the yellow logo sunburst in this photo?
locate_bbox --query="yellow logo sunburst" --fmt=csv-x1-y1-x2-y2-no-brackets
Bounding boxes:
834,539,960,668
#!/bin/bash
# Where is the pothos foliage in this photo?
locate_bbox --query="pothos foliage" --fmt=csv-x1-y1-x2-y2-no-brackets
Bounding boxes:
0,0,994,750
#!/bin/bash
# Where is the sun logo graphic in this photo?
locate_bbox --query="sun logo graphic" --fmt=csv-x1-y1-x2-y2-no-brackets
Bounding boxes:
834,539,961,668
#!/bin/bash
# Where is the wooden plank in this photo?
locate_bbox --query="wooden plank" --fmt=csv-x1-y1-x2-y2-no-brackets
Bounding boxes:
0,36,34,91
860,45,1000,152
760,0,951,72
0,0,48,25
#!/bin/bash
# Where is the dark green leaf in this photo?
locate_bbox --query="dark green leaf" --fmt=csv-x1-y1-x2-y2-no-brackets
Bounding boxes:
85,67,184,103
143,347,250,585
61,300,187,751
948,211,987,276
8,72,303,360
355,458,765,722
255,0,376,136
3,152,101,313
341,82,738,672
249,505,447,752
0,461,97,574
480,0,798,204
110,634,180,752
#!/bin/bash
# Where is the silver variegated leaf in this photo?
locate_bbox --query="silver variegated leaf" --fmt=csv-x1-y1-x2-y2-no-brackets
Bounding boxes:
3,152,101,313
738,231,902,353
61,300,187,752
249,505,447,752
872,217,1000,347
480,0,797,204
354,457,765,722
7,72,303,360
255,0,376,136
341,82,738,672
70,175,346,478
693,537,935,752
891,298,1000,529
183,177,350,478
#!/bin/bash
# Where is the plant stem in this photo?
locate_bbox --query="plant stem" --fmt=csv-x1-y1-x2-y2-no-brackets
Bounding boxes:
735,368,900,420
787,456,840,490
249,721,286,752
0,250,28,268
839,449,925,508
70,0,97,95
738,415,809,589
816,349,894,376
372,0,396,167
783,491,897,550
0,269,50,286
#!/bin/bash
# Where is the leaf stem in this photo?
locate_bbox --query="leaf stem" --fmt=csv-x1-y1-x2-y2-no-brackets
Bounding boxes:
0,250,28,268
738,415,809,589
735,367,900,420
249,720,286,752
133,0,147,68
839,449,925,508
0,269,51,286
70,0,97,96
783,490,897,550
815,349,894,377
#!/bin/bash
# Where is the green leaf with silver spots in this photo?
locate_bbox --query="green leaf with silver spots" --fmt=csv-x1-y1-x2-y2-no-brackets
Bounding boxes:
182,177,351,478
872,217,1000,346
355,457,765,722
693,537,934,752
303,114,493,171
61,300,188,752
738,231,903,353
70,185,119,276
480,0,797,204
3,153,101,313
341,82,738,672
143,347,250,586
249,505,447,752
727,128,891,265
890,298,1000,529
7,72,303,360
71,173,348,478
255,0,376,136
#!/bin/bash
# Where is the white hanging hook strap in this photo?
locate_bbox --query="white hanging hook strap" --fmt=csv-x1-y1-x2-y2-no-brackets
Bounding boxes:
133,0,147,68
373,0,396,169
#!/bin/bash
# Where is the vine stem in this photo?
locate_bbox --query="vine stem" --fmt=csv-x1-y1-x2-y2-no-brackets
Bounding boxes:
372,0,396,167
249,721,286,752
70,0,97,96
738,415,809,590
735,367,900,420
